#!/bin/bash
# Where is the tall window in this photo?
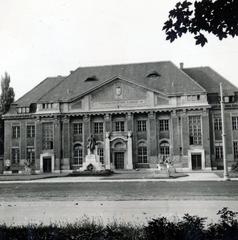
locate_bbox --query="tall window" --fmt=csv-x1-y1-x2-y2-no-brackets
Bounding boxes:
27,125,35,138
27,147,35,163
73,144,83,165
42,123,53,150
73,123,83,135
97,147,104,164
94,122,104,134
215,146,223,160
232,117,238,130
189,116,202,145
137,120,147,132
214,117,222,131
234,141,238,159
12,148,20,164
12,126,20,138
138,142,147,163
160,141,170,160
159,119,169,131
115,121,125,132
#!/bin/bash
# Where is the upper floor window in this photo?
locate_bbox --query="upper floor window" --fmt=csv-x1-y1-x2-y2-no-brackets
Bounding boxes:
137,120,147,132
12,126,20,138
12,148,20,164
73,123,83,135
115,121,125,132
27,125,35,138
189,115,202,145
187,95,200,101
94,122,103,134
232,117,238,130
42,122,53,150
214,117,222,131
159,119,169,131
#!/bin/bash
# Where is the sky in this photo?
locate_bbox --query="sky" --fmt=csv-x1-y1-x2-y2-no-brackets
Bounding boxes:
0,0,237,100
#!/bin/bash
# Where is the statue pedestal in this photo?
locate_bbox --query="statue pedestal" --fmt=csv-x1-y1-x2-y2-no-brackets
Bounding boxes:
79,154,105,171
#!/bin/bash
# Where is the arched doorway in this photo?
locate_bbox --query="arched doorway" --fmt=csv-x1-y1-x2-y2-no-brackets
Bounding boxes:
111,139,127,169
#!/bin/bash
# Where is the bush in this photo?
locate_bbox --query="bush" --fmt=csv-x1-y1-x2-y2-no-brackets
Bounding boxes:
69,169,113,177
0,208,238,240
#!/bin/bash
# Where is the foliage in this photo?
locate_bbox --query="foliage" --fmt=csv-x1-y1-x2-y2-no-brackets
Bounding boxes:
0,208,238,239
163,0,238,46
69,169,113,177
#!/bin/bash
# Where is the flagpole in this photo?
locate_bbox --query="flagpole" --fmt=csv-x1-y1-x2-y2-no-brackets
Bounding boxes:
220,83,229,180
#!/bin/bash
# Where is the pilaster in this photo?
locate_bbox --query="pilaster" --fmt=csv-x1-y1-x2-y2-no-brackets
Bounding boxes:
83,115,91,162
148,111,157,164
62,116,70,170
127,131,133,169
105,132,111,169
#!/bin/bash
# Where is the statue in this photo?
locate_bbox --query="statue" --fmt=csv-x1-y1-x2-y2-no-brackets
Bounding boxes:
87,134,96,154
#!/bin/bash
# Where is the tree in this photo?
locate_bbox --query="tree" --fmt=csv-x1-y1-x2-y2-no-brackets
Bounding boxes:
163,0,238,46
0,72,15,156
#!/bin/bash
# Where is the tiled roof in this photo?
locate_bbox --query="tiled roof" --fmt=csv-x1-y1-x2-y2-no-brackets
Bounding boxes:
37,61,205,103
15,76,64,106
183,67,238,95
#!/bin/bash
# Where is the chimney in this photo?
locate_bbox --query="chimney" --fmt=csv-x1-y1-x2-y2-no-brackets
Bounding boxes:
70,70,74,74
179,62,184,69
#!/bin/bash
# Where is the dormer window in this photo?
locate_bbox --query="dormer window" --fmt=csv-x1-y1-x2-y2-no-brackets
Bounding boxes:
17,107,30,114
85,75,98,82
42,103,53,110
146,71,161,78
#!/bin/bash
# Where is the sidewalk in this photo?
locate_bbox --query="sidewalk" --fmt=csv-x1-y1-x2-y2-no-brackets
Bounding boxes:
0,171,237,183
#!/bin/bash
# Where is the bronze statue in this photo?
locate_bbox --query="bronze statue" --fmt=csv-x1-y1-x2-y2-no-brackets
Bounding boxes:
87,134,96,153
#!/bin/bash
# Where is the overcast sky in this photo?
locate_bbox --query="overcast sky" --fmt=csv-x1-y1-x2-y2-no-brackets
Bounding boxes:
0,0,237,100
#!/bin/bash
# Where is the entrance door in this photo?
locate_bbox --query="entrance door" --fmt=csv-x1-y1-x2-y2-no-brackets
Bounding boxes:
114,152,124,169
191,154,202,170
43,157,52,173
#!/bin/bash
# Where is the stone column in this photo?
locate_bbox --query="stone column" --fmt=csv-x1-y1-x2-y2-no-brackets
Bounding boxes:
105,132,111,169
83,115,91,161
35,117,42,173
148,111,157,165
54,117,61,172
127,131,133,169
62,116,70,171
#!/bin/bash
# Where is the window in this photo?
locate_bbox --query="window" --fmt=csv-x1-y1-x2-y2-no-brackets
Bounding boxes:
138,146,147,163
159,119,169,131
42,123,53,150
73,123,83,135
12,148,20,164
42,103,53,109
137,120,147,132
215,146,223,160
115,121,125,132
12,126,20,138
160,141,170,160
232,117,238,130
97,148,104,164
94,122,103,134
27,148,35,163
234,141,238,159
73,144,83,165
214,117,222,131
27,125,35,138
189,115,202,145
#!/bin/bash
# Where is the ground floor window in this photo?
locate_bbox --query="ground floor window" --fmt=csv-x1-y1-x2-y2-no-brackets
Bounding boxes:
97,148,104,164
234,141,238,159
73,144,83,165
138,146,147,163
12,148,20,164
160,141,170,161
26,147,35,164
215,146,223,160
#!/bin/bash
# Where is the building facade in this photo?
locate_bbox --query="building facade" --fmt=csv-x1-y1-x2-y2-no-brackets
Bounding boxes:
3,61,238,173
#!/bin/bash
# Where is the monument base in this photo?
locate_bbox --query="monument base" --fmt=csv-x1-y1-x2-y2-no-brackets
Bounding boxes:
79,154,105,171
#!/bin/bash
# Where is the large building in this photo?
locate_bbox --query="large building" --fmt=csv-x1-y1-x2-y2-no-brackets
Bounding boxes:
2,61,238,174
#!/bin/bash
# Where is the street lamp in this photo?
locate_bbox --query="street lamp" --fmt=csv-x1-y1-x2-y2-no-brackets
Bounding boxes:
220,83,230,181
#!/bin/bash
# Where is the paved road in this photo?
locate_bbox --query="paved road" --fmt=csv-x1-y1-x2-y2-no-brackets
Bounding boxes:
1,181,238,225
0,181,238,201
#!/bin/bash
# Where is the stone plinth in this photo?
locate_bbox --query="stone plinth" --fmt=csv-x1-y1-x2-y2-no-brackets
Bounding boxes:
80,154,105,171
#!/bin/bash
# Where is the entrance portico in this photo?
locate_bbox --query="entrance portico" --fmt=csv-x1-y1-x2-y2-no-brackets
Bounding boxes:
105,131,133,170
